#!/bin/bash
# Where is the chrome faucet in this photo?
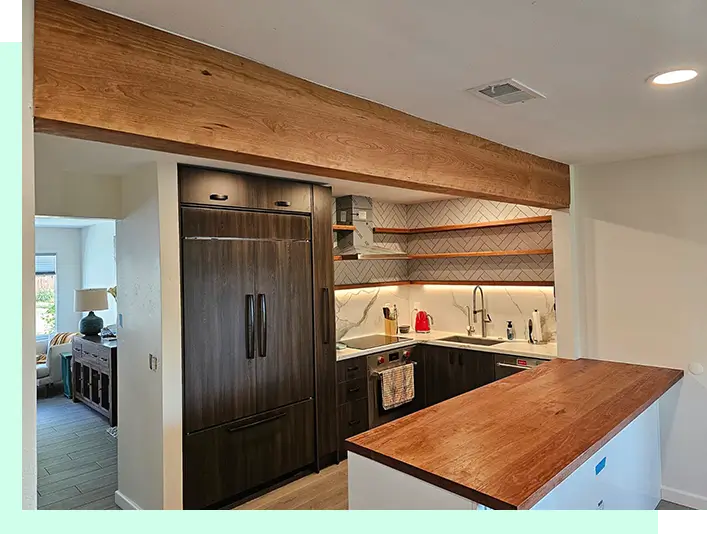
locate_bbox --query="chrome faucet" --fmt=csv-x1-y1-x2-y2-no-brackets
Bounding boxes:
465,305,475,336
472,286,491,337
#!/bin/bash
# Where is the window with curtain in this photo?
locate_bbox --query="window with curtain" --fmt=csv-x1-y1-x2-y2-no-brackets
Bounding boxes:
35,254,57,339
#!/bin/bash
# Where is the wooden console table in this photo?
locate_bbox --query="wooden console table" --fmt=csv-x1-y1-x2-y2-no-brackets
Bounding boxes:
71,336,117,426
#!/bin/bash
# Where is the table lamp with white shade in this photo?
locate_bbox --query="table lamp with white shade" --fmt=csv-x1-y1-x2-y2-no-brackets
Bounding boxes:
75,288,109,336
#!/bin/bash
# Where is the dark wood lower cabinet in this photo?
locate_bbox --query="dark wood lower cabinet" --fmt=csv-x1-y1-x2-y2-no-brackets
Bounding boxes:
423,345,458,406
338,398,369,462
183,399,315,510
423,346,496,407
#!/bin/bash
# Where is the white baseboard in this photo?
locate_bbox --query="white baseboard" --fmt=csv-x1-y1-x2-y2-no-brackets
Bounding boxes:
662,486,707,510
115,490,142,510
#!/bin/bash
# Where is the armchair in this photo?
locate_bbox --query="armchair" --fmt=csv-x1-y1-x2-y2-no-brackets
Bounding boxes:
36,341,71,394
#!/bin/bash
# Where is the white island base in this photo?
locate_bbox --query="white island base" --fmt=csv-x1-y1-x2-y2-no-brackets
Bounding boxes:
348,402,661,510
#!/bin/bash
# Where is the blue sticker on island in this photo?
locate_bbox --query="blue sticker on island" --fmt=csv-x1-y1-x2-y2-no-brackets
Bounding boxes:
595,456,607,475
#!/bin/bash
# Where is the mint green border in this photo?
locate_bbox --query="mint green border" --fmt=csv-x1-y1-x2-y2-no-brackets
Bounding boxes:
2,40,22,514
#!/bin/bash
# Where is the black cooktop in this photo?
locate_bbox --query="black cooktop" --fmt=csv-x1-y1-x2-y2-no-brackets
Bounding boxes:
344,334,412,350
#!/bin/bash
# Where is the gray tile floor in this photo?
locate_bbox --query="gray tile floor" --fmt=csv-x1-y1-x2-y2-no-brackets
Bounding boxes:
37,393,119,510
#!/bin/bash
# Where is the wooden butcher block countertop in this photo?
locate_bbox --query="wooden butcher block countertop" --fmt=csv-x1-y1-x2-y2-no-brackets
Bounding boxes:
346,358,682,510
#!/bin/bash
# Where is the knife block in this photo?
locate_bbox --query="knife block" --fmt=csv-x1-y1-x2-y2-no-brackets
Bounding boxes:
384,318,398,336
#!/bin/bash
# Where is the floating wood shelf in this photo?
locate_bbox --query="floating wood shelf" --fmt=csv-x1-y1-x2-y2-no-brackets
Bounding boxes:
333,216,552,235
333,248,553,261
333,224,356,231
373,215,552,235
409,280,554,287
334,280,554,290
409,249,553,260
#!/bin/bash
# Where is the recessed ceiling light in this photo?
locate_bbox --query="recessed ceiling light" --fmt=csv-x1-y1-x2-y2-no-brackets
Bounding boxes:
650,69,698,85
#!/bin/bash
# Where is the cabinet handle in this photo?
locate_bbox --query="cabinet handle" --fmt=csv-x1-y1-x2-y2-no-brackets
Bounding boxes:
348,419,361,426
274,200,291,207
448,352,455,365
347,365,359,372
459,353,463,366
347,386,361,393
246,294,255,359
209,193,228,201
322,288,330,344
257,294,267,358
226,412,286,432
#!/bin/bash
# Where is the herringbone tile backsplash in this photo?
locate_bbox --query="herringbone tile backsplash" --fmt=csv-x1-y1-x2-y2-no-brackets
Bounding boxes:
334,259,408,286
333,197,554,286
408,255,554,283
407,198,550,228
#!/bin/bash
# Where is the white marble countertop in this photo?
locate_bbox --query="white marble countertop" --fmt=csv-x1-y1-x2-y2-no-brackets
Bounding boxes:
336,330,559,361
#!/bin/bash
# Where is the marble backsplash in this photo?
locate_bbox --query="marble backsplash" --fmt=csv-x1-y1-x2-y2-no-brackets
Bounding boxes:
335,285,411,341
336,284,556,342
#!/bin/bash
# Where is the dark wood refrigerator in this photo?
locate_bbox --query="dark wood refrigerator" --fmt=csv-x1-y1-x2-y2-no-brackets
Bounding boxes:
179,166,336,509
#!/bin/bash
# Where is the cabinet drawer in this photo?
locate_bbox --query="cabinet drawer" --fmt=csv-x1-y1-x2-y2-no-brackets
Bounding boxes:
338,398,369,456
183,399,315,509
337,359,366,383
337,377,367,405
179,166,312,213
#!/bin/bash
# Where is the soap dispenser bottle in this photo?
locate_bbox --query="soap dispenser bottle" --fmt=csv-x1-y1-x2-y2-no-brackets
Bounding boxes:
506,321,514,340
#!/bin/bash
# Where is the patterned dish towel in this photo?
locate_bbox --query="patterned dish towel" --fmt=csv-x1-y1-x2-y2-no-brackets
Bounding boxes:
379,363,415,411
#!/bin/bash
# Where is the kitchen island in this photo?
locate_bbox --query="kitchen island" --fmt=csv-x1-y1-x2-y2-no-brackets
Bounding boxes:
346,358,682,510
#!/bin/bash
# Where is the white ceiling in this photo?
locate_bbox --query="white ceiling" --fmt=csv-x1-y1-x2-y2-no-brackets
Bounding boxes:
35,216,113,228
35,134,455,204
75,0,707,164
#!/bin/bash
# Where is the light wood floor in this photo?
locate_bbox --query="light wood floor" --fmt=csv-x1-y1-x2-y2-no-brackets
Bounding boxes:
36,393,119,510
235,461,348,510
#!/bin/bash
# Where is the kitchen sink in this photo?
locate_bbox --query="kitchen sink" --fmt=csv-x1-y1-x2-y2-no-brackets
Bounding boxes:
438,335,505,346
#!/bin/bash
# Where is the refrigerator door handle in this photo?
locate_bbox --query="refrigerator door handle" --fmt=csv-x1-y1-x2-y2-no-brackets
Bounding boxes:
257,293,267,358
322,287,331,344
246,294,255,359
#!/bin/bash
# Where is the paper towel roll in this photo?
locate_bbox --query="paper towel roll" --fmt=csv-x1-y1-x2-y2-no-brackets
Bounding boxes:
532,310,543,342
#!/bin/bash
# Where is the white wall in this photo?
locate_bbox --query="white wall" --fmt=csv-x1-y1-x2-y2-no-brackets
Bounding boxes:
35,172,122,219
573,150,707,509
21,0,37,509
35,227,83,334
155,162,183,510
81,220,117,326
551,208,580,359
116,163,164,510
115,162,182,510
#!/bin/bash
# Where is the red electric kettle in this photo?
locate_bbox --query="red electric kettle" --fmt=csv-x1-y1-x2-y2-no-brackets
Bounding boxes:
414,310,433,333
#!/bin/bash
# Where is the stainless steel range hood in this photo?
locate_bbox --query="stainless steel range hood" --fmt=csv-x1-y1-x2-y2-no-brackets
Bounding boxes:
332,196,408,260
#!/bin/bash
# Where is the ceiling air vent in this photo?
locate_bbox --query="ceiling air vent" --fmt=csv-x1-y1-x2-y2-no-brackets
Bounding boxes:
467,78,545,105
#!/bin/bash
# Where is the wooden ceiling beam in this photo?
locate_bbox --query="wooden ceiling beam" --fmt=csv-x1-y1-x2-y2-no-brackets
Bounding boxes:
33,0,570,209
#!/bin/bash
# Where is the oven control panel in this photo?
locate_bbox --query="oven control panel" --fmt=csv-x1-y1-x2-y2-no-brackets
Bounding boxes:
374,349,412,366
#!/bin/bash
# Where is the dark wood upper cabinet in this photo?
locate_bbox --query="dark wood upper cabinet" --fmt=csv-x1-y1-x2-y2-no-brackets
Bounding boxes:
179,166,312,213
253,239,314,413
182,206,310,240
182,238,257,433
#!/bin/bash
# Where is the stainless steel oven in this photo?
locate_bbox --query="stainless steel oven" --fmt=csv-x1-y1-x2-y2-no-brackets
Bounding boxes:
367,348,426,428
494,354,548,380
